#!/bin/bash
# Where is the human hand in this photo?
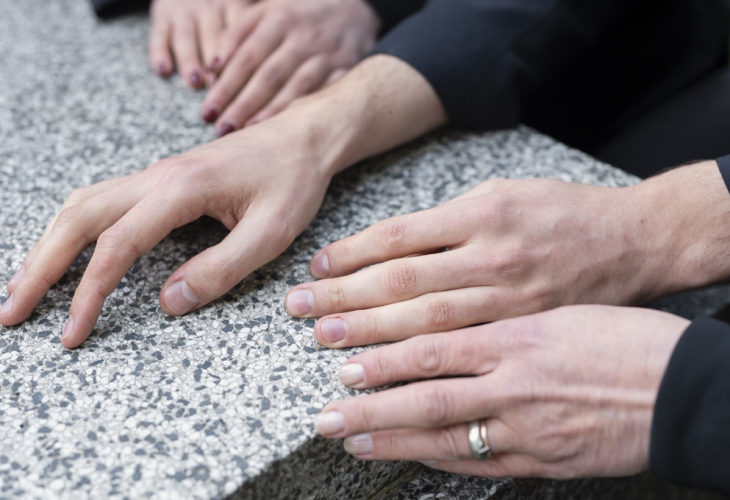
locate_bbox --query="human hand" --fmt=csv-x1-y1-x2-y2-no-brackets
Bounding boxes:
0,112,334,349
149,0,254,88
201,0,380,134
286,163,730,348
315,305,689,478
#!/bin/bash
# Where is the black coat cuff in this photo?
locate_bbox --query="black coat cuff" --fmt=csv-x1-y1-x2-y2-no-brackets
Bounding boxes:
365,0,425,33
650,316,730,495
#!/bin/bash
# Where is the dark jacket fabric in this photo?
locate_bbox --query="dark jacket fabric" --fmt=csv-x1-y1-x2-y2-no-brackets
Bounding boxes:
652,314,730,496
368,0,730,152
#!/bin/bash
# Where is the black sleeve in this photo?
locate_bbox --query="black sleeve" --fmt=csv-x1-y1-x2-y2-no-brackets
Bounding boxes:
90,0,149,19
365,0,425,33
367,0,729,133
650,315,730,495
716,155,730,195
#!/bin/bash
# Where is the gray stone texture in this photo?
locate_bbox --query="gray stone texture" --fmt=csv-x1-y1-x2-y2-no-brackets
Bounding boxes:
0,1,727,499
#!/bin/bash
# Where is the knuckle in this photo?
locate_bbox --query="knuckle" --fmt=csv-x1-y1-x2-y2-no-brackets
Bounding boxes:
65,187,91,206
384,262,419,298
420,387,456,427
55,204,86,229
423,299,457,330
361,312,384,344
261,66,285,87
201,256,240,291
409,335,445,375
98,225,143,260
376,217,408,253
437,427,467,458
323,281,348,311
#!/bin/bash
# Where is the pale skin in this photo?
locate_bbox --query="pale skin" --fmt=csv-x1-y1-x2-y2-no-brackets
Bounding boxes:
0,55,447,348
286,161,730,348
315,305,690,478
149,0,380,134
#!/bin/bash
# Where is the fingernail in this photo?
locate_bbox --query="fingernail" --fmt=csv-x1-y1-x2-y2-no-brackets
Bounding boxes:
315,411,345,436
8,266,25,286
321,318,346,343
62,315,74,339
0,294,13,315
189,70,203,87
210,56,221,72
310,251,330,278
344,433,373,456
420,461,438,467
339,363,364,386
156,62,168,76
245,116,264,127
286,289,313,317
202,106,218,123
217,122,236,137
165,281,201,315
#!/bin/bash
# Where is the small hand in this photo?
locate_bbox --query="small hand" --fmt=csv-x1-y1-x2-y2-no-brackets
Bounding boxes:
286,177,671,348
316,305,688,478
201,0,380,133
0,114,332,348
149,0,253,88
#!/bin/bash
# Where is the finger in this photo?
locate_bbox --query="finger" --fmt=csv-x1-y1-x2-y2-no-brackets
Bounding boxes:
344,420,514,463
244,56,331,126
443,179,516,206
7,174,136,295
158,209,292,316
323,67,348,88
213,6,262,72
338,326,500,390
307,204,472,280
198,5,225,70
61,181,203,348
171,15,205,88
315,377,500,439
149,18,173,77
202,19,285,133
286,249,483,319
0,178,153,327
314,287,519,349
217,40,307,130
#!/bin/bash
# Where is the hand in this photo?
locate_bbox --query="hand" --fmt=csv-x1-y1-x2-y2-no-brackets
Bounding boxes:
315,305,689,478
149,0,253,88
0,112,333,349
201,0,381,134
285,163,730,348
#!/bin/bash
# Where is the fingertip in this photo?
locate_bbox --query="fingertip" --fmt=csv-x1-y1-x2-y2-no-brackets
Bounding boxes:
0,294,15,323
216,122,237,137
188,70,205,89
309,250,330,279
201,104,219,123
155,60,172,77
162,280,201,316
285,288,314,318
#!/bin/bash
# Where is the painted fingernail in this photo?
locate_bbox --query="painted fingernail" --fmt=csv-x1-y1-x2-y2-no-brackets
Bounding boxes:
217,122,236,137
344,433,373,456
339,363,364,386
0,294,13,315
156,62,169,76
8,266,25,286
165,281,201,315
321,318,346,343
310,251,330,278
286,289,313,317
61,316,74,339
202,106,218,123
210,56,221,72
189,70,203,87
315,411,345,436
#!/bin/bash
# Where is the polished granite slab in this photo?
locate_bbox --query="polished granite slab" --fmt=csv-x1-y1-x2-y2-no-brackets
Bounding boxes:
1,1,728,499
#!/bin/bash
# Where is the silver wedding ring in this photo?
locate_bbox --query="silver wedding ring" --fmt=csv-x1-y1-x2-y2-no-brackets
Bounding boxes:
468,420,492,460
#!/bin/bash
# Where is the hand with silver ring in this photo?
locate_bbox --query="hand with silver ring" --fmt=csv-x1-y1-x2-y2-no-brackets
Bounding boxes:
315,305,688,478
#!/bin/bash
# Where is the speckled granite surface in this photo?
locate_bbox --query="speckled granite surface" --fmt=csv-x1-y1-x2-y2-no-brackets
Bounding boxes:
1,2,729,500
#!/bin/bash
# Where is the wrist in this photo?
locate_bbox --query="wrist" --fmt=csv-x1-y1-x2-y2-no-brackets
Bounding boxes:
632,161,730,297
279,55,447,179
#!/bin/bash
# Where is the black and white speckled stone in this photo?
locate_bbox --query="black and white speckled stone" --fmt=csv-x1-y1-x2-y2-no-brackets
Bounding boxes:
2,2,730,500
